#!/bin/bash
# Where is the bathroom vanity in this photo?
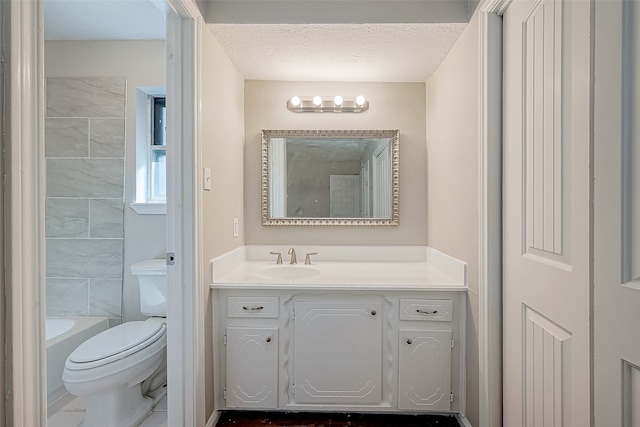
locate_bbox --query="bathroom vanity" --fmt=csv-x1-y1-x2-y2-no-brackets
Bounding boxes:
210,246,467,415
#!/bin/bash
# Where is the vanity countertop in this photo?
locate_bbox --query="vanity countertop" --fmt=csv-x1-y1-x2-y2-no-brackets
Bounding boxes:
209,246,467,291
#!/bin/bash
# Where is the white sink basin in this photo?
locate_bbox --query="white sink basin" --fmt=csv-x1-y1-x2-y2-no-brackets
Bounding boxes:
257,265,320,281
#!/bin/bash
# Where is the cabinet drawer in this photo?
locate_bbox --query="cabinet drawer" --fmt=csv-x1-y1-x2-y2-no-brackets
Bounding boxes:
227,297,279,318
399,299,452,322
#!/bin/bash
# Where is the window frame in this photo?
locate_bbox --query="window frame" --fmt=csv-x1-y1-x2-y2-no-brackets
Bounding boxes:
131,86,167,215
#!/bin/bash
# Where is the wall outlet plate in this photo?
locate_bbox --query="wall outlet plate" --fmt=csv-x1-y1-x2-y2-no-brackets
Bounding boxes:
233,218,239,238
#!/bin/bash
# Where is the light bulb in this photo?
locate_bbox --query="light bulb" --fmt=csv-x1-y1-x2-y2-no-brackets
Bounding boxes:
334,95,343,106
355,95,366,106
290,96,301,107
313,96,323,106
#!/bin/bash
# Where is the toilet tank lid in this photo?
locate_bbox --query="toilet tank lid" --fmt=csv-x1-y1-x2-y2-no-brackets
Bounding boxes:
131,259,166,275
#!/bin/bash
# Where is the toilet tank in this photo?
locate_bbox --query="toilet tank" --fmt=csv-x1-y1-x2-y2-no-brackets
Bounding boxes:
131,259,167,316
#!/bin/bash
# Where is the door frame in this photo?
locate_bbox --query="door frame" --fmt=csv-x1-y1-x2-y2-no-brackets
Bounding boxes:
5,0,47,424
4,0,204,424
164,1,205,425
477,1,511,426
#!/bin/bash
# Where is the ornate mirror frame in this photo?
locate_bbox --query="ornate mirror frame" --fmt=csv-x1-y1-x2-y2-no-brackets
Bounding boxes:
261,129,400,226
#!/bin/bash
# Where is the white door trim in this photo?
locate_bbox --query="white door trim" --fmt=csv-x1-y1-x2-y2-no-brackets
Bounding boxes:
165,1,204,425
477,1,510,426
5,0,47,424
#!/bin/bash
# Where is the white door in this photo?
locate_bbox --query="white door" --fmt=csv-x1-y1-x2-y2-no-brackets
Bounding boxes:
361,161,371,217
503,0,592,425
593,2,640,425
329,175,360,217
373,144,391,217
293,301,382,405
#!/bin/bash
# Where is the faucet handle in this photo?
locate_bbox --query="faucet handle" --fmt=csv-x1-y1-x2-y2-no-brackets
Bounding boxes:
304,252,318,265
269,252,283,264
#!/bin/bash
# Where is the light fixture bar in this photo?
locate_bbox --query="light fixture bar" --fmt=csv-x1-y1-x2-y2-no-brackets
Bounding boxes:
287,96,369,113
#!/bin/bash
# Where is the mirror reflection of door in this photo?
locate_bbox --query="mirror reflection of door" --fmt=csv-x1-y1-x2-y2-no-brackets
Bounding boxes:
373,143,391,217
361,161,371,217
269,138,287,218
329,175,361,217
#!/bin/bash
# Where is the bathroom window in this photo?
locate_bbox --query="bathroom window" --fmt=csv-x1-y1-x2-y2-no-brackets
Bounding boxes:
131,87,167,215
150,96,166,202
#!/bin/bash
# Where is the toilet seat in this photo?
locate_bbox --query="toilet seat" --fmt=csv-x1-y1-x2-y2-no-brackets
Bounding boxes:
66,321,166,370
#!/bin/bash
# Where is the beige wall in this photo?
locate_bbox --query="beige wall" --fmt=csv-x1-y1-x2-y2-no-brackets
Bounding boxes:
244,80,427,245
200,26,245,419
44,41,166,323
425,11,480,426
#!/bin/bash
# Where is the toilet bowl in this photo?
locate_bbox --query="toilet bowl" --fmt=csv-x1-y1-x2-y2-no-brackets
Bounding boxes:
63,319,166,427
62,259,167,427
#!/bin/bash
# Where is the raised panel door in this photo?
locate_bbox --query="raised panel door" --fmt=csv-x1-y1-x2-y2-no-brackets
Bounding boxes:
225,327,278,408
293,301,383,405
398,329,452,411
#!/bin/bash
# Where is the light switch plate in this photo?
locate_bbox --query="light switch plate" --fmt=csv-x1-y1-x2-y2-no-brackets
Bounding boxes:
233,218,239,238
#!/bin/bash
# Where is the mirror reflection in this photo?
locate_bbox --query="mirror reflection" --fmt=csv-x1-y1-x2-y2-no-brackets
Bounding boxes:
261,130,399,226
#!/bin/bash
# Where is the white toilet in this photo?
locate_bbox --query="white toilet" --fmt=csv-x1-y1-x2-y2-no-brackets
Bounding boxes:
62,259,168,427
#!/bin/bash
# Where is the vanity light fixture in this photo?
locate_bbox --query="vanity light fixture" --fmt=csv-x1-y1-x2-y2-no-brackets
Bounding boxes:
287,95,369,113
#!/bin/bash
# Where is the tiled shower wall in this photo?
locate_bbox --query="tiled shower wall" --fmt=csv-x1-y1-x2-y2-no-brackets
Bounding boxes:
45,77,126,325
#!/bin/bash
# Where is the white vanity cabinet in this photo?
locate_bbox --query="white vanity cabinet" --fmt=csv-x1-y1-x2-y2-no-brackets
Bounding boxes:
212,288,465,415
225,327,279,408
293,300,383,405
398,329,452,410
223,296,280,409
397,298,454,411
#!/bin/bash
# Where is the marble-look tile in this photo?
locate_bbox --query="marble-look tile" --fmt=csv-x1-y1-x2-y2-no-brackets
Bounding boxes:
46,198,89,238
45,118,89,157
46,278,88,317
90,118,125,158
46,77,125,118
47,158,124,198
90,199,124,238
46,239,123,279
153,395,168,412
139,411,168,427
89,279,122,319
59,396,87,412
47,410,85,427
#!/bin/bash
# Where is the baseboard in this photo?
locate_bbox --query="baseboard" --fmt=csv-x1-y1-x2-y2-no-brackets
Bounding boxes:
457,413,473,427
205,410,220,427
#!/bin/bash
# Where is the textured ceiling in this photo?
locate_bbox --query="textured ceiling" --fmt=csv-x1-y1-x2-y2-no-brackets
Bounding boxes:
209,23,466,82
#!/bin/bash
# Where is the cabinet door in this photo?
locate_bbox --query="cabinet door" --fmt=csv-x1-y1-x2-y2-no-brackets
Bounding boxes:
398,329,452,411
293,301,382,405
226,327,278,408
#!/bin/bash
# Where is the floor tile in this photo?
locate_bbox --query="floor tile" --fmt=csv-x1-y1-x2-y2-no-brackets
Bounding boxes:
47,410,85,427
153,395,168,412
139,411,168,427
59,395,87,412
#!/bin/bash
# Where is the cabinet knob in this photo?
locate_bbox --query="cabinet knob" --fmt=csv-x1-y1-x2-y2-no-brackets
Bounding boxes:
407,338,413,345
266,336,272,343
371,309,377,316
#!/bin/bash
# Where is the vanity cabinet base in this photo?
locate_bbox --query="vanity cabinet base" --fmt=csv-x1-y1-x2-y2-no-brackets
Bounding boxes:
213,289,465,415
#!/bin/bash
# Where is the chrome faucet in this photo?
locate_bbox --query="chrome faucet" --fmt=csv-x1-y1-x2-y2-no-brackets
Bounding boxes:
287,247,297,264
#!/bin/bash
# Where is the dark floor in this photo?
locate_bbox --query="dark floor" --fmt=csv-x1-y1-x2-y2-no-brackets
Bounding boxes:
215,411,461,427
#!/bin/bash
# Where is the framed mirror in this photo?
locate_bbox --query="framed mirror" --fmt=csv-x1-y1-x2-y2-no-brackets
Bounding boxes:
261,129,399,226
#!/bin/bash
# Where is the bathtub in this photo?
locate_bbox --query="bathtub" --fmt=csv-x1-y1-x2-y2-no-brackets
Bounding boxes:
46,317,109,415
